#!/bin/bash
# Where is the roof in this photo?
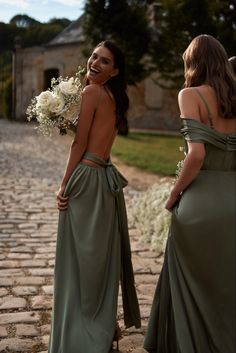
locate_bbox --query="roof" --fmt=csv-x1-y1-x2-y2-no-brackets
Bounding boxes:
47,16,84,47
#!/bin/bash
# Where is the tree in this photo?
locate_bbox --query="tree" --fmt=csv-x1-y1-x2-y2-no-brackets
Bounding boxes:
49,18,71,27
0,15,72,53
22,22,70,47
0,16,71,119
210,0,236,55
10,14,40,27
0,22,24,53
82,0,151,85
148,0,236,86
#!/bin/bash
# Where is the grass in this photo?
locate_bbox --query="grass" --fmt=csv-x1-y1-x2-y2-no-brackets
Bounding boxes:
112,132,184,176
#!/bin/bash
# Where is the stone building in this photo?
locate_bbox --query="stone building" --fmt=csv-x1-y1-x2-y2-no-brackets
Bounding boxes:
12,17,180,131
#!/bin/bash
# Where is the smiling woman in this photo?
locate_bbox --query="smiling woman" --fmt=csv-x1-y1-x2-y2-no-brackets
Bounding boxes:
48,40,141,353
87,46,119,84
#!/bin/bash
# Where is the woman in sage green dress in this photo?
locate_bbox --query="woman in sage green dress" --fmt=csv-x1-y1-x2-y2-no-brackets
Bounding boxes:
144,35,236,353
48,41,141,353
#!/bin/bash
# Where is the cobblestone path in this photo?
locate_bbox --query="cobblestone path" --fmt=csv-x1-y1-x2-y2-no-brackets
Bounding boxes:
0,119,163,353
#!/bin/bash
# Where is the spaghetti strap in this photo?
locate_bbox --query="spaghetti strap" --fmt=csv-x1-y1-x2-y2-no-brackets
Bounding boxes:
193,88,214,128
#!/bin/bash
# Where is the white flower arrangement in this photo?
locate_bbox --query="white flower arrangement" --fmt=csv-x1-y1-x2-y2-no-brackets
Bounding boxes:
26,67,85,136
128,180,172,254
175,146,186,180
128,146,186,254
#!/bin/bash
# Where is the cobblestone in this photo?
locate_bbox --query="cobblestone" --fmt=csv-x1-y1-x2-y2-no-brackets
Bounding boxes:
0,312,41,325
0,119,163,352
0,325,8,337
0,296,27,310
0,337,40,352
16,324,39,336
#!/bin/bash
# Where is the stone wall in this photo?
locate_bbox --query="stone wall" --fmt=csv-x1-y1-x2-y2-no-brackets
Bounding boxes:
128,73,180,131
13,44,85,121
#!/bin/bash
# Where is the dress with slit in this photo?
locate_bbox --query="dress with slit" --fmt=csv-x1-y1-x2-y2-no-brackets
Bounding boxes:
48,151,141,353
144,118,236,353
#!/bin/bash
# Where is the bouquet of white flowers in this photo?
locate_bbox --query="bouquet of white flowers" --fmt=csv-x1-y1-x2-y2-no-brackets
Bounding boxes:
26,66,85,136
128,147,186,254
128,180,172,254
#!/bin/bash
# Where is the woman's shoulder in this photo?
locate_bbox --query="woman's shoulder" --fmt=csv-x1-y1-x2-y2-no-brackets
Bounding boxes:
83,84,104,95
81,84,105,108
179,85,213,97
178,85,215,110
178,87,194,99
178,87,198,109
178,87,202,121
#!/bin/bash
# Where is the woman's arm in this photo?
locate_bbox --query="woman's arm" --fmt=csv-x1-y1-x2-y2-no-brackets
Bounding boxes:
165,142,205,210
57,85,102,210
165,88,206,211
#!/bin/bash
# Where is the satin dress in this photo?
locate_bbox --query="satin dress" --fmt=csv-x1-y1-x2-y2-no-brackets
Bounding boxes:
144,118,236,353
48,151,141,353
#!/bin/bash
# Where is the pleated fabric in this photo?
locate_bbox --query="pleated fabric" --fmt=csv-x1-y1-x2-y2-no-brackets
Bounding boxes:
144,119,236,353
48,152,141,353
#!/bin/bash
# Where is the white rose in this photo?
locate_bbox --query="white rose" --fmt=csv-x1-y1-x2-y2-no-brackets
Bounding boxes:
58,78,78,95
48,94,65,115
36,91,54,111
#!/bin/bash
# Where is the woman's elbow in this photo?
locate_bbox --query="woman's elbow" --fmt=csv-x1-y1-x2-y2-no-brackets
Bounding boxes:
188,150,206,165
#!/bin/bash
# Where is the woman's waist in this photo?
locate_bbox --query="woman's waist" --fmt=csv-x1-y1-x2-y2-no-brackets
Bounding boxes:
202,149,236,171
200,166,236,172
183,170,236,200
81,159,104,168
81,151,110,168
79,151,128,194
195,170,236,185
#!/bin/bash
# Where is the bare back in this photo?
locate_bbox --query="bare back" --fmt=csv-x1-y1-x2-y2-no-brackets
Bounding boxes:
72,84,118,169
86,86,117,160
192,85,236,133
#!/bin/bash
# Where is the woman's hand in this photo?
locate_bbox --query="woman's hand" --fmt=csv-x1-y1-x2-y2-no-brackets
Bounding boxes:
165,191,181,212
56,185,69,211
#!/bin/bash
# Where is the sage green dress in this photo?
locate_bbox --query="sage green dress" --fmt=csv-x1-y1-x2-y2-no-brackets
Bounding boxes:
144,118,236,353
48,152,141,353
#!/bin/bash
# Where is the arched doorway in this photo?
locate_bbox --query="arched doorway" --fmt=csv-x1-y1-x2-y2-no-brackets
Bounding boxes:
44,68,59,90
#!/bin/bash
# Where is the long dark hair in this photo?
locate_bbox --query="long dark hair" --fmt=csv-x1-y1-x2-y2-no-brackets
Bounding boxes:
87,40,129,132
183,34,236,119
229,56,236,75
